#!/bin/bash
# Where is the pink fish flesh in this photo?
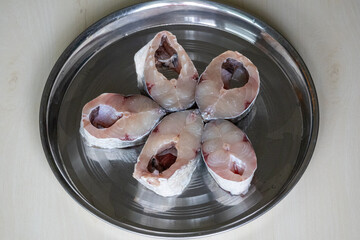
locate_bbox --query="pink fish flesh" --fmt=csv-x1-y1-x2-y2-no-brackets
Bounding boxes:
133,110,203,197
201,120,257,195
195,51,260,121
80,93,165,148
134,31,199,112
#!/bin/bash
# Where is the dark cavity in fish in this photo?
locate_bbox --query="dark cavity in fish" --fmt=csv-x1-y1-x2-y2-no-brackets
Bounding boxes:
155,35,181,80
230,161,245,176
221,58,249,89
89,105,122,129
147,146,178,173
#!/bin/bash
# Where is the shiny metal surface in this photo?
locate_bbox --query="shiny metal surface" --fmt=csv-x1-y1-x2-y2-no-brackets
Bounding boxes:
39,0,319,237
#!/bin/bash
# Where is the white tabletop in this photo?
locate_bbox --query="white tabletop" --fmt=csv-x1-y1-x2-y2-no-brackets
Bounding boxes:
1,0,359,239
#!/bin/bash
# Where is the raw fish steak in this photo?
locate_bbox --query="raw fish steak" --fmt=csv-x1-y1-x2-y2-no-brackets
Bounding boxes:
80,93,165,148
133,110,203,197
201,120,257,195
195,51,260,121
134,31,199,112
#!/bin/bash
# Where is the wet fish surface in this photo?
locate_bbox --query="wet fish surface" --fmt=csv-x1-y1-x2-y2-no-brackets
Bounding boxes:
195,51,260,121
201,120,257,195
80,93,165,148
134,31,199,112
133,110,203,197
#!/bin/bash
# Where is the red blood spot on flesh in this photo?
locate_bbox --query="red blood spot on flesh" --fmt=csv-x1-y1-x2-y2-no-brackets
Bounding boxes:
244,101,251,109
243,135,249,142
147,146,177,173
122,134,133,141
153,126,159,133
198,76,206,83
193,73,199,81
203,152,209,161
146,82,154,93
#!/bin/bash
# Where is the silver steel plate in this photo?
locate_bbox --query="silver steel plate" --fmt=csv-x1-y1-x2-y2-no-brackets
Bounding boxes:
40,0,319,237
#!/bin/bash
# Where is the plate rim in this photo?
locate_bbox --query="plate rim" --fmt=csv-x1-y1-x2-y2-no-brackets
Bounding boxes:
39,0,319,237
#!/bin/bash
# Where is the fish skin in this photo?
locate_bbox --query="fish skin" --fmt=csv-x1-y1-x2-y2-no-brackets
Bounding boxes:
134,31,199,112
195,51,260,121
80,93,165,149
133,110,203,197
201,120,257,195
